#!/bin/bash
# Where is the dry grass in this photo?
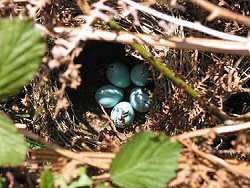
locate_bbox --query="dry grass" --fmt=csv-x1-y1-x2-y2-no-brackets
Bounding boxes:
0,0,250,187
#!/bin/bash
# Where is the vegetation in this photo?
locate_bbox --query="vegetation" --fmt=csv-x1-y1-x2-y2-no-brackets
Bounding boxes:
0,0,250,187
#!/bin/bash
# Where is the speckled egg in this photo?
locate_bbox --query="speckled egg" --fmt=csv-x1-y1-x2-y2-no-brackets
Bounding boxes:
130,87,154,112
106,62,131,88
95,85,124,108
111,101,135,128
130,63,151,87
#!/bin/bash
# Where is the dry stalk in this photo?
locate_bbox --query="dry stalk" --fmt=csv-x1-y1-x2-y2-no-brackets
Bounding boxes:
53,27,250,55
120,0,248,42
178,139,250,179
51,0,250,61
189,0,250,27
173,121,250,140
100,105,117,132
81,29,250,56
20,129,115,169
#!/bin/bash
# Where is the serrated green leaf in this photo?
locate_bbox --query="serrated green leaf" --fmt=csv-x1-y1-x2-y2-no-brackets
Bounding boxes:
54,166,93,188
0,18,46,100
0,113,27,166
110,131,182,188
40,169,54,188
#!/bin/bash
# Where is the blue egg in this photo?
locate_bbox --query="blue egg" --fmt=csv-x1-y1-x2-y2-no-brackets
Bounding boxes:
106,62,131,88
111,102,135,128
130,87,154,112
130,63,151,87
95,85,124,108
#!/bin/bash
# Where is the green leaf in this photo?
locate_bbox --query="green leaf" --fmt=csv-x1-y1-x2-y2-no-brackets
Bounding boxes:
15,113,32,118
0,175,6,187
26,139,46,150
0,18,46,100
96,184,113,188
0,113,27,166
54,166,93,188
110,131,182,188
40,169,54,188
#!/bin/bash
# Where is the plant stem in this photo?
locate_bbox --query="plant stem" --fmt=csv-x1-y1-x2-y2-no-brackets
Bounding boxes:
131,43,230,121
108,20,233,122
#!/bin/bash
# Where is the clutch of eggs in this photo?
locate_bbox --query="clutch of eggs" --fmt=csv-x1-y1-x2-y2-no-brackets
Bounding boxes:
95,85,124,108
95,62,153,128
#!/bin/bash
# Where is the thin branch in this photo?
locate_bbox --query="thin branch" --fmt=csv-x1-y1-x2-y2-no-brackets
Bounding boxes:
120,0,248,42
95,21,241,122
100,104,117,131
19,129,114,169
53,27,250,55
178,139,250,179
76,0,91,15
100,104,124,141
131,43,233,121
189,0,250,27
173,121,250,140
76,29,249,56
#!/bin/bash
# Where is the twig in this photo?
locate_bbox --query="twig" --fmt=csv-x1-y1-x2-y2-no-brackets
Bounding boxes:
76,29,250,56
120,0,248,42
100,105,117,131
19,129,115,169
100,105,124,141
76,0,91,15
131,43,232,122
103,21,240,122
53,26,250,55
189,0,250,28
173,121,250,140
178,139,250,179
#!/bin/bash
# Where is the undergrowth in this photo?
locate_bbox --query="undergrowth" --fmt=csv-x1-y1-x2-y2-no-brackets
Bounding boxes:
0,0,250,187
